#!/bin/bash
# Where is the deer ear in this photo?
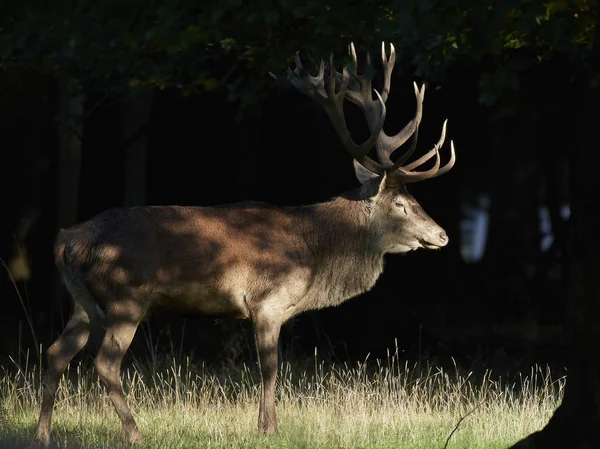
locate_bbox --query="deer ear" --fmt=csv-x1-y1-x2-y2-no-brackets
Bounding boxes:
353,160,379,185
376,171,402,197
376,171,390,196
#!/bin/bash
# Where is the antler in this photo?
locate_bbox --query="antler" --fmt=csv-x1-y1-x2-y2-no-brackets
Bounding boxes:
284,53,388,175
343,42,421,166
284,42,456,184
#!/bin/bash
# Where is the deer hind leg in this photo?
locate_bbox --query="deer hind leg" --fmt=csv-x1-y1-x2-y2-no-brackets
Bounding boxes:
93,299,146,445
252,310,282,436
34,294,98,447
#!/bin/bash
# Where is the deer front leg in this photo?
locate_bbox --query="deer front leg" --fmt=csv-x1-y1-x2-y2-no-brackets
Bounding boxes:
252,312,282,435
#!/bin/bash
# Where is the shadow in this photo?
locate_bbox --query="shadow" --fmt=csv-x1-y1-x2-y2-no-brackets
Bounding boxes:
57,183,403,326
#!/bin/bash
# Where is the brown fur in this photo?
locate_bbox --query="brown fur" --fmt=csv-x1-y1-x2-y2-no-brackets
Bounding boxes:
35,40,455,444
34,174,450,446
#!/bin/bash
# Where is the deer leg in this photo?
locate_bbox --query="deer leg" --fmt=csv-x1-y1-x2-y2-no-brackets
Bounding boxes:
93,300,145,445
34,300,94,447
253,312,282,435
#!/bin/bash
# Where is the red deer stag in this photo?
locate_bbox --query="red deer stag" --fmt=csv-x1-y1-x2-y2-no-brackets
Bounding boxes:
34,42,456,446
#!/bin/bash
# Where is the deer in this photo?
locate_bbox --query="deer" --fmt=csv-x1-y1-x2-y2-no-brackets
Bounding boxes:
34,41,456,446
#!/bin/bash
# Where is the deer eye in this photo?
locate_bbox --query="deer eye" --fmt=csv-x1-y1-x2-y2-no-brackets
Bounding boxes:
394,201,407,214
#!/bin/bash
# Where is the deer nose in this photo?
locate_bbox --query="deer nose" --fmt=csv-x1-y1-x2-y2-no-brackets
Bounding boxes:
438,231,449,245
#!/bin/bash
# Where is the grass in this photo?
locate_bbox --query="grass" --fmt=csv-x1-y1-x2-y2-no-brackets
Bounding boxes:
0,349,564,449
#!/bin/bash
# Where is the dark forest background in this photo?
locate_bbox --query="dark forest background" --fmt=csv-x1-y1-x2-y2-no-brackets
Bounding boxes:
0,0,591,383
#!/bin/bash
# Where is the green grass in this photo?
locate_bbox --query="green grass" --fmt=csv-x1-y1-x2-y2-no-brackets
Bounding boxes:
0,352,564,449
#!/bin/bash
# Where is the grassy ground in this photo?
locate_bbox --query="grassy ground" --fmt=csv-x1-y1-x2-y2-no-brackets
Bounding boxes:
0,352,564,449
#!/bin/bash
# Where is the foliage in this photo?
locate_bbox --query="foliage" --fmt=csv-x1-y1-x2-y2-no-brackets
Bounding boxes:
0,0,596,110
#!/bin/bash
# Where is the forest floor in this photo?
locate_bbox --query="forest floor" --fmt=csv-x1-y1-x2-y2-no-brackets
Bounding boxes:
0,353,563,449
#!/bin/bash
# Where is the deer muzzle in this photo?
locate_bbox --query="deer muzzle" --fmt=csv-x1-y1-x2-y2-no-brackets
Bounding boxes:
419,230,449,249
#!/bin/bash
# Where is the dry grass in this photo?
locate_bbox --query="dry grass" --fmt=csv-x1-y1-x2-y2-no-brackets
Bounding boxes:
0,349,564,449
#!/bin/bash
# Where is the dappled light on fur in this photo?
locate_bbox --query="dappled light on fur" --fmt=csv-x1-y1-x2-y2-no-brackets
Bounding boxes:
34,41,456,447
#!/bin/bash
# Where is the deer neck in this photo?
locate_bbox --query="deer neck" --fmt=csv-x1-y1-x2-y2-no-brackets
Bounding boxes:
291,193,385,310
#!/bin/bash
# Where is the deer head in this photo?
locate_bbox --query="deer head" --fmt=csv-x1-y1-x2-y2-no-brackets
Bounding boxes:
283,42,456,253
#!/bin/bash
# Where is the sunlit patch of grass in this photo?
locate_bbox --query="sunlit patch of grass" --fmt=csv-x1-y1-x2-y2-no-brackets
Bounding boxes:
0,350,564,449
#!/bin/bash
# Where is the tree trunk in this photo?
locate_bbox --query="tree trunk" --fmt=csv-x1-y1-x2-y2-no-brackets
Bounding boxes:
508,15,600,449
484,109,541,280
121,89,153,207
54,77,85,325
56,77,84,230
509,102,600,449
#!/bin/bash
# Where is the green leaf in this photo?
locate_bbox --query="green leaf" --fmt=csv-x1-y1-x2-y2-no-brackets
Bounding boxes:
264,10,280,25
201,77,219,91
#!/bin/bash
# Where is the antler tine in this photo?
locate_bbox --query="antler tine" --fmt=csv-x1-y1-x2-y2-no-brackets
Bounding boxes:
380,42,396,103
389,120,455,184
345,42,360,92
345,41,395,105
393,125,420,170
431,140,456,178
285,53,327,102
325,52,338,100
402,119,447,171
349,41,357,61
284,50,389,174
391,146,441,184
344,42,374,106
382,82,425,166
